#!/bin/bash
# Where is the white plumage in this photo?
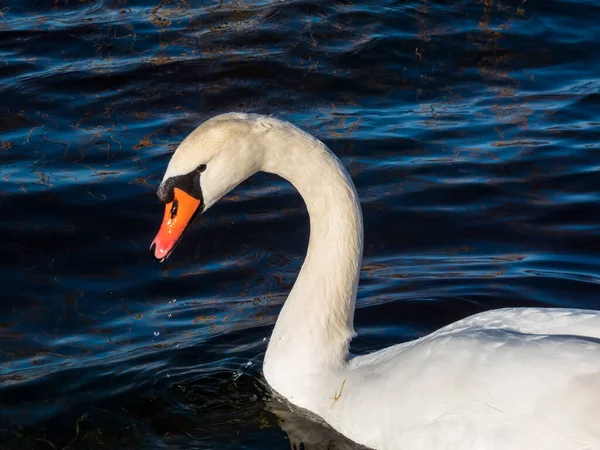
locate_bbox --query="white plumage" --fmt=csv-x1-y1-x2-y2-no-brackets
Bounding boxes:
159,113,600,450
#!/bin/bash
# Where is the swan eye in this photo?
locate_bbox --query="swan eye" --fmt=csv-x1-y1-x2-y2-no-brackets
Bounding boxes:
170,199,179,219
197,164,207,173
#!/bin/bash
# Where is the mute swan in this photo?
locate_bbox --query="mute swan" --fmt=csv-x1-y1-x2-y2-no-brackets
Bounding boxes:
150,113,600,450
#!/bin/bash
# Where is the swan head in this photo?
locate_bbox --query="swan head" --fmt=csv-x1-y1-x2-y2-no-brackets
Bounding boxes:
150,113,264,262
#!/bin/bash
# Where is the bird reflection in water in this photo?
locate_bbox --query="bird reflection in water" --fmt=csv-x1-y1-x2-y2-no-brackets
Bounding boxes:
266,396,372,450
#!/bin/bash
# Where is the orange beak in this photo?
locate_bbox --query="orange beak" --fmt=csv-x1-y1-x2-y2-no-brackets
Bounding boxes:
150,187,202,262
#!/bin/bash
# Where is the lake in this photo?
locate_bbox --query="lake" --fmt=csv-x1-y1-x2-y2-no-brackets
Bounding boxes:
1,0,599,448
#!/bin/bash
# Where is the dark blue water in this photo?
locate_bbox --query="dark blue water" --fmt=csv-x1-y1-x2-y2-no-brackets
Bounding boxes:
1,0,599,448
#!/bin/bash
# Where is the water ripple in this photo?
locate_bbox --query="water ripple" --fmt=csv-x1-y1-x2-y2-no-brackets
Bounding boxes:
1,0,599,447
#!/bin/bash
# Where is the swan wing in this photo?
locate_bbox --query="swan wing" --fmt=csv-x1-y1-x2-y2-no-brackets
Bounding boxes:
335,308,600,450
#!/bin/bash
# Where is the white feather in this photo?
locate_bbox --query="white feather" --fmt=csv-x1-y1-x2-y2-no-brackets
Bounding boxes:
162,113,600,450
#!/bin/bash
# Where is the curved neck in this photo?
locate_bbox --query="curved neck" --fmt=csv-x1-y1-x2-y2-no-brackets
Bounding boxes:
262,126,363,375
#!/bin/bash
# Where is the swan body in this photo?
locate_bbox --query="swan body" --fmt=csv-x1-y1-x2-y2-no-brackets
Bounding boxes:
151,113,600,450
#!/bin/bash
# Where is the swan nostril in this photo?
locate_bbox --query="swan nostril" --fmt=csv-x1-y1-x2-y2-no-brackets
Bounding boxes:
170,200,179,219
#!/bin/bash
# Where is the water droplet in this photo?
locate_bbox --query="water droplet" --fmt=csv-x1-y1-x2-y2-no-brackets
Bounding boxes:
244,361,253,368
153,331,160,337
232,371,242,381
168,313,172,318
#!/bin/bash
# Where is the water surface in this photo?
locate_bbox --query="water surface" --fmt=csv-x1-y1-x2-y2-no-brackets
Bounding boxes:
1,0,599,448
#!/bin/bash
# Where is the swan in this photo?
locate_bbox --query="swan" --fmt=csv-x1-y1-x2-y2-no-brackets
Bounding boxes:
150,113,600,450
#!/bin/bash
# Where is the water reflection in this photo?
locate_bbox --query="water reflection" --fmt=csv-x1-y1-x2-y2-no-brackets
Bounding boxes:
268,398,371,450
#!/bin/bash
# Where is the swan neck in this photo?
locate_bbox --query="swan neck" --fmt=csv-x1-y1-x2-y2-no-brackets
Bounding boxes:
262,127,363,371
